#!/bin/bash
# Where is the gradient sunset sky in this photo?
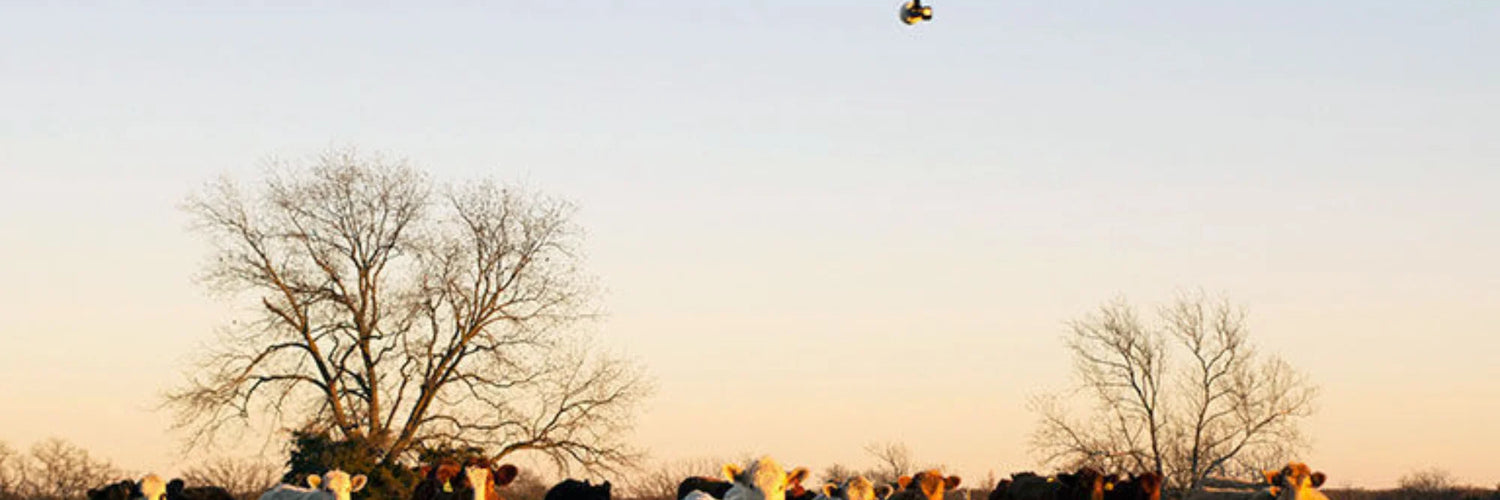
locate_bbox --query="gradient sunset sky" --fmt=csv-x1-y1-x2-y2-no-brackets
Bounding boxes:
2,0,1497,489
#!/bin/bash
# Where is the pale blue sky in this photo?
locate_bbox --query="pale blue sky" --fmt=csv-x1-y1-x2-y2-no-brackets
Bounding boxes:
2,0,1497,489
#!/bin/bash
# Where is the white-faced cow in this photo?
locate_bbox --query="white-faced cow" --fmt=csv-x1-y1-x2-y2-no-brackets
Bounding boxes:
134,475,168,500
721,457,810,500
460,459,520,500
817,476,892,500
258,470,368,500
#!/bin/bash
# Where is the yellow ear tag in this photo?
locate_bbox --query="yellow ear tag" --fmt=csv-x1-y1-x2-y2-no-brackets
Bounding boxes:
1047,478,1056,483
444,481,453,493
1105,484,1114,491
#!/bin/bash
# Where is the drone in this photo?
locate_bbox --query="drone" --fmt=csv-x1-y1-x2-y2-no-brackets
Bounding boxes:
899,0,933,25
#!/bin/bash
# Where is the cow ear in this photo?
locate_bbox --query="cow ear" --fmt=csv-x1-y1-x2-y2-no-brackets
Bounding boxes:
1310,473,1326,488
875,485,894,499
897,477,912,490
493,464,519,486
1261,470,1278,487
944,476,961,490
350,475,368,493
788,468,811,487
822,484,838,497
724,464,744,483
419,465,434,479
306,475,323,490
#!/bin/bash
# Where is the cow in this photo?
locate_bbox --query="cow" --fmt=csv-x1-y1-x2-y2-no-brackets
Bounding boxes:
887,470,960,500
413,461,468,500
993,473,1051,500
134,475,169,500
786,479,816,500
1103,474,1162,500
456,459,520,500
546,479,612,500
166,479,235,500
817,476,886,500
721,456,811,500
996,469,1104,500
679,477,734,500
89,480,137,500
257,470,368,500
1263,463,1327,500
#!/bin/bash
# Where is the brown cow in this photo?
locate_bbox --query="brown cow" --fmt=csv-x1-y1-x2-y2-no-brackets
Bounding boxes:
1263,463,1327,500
1103,473,1162,500
888,470,960,500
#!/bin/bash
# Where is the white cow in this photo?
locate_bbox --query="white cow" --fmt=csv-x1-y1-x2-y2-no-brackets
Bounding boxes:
133,475,167,500
722,457,810,500
258,470,368,500
816,476,890,500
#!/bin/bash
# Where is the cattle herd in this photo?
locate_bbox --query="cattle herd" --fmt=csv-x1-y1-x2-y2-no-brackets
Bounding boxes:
85,456,1331,500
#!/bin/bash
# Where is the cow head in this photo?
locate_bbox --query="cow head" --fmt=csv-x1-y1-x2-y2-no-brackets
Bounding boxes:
722,457,810,500
134,474,167,500
460,459,519,500
821,476,878,500
894,471,960,500
1263,463,1327,500
307,470,368,500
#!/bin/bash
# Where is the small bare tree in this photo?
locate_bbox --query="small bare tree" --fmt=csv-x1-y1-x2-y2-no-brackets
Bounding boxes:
0,442,23,500
821,463,860,484
181,456,284,500
1031,294,1316,493
6,439,121,500
865,442,916,485
621,457,724,500
166,149,651,473
1399,469,1458,494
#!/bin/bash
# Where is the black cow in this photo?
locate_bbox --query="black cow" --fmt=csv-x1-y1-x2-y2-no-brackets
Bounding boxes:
546,479,611,500
89,480,138,500
165,479,235,500
1103,473,1162,500
678,477,733,500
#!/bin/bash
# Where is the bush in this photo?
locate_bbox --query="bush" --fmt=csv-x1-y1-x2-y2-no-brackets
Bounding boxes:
282,431,417,500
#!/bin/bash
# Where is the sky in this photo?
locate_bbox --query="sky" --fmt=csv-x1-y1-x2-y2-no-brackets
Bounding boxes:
1,0,1498,490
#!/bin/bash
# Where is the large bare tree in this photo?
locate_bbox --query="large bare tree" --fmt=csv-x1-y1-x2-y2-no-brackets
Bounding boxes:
1031,294,1316,493
167,149,651,473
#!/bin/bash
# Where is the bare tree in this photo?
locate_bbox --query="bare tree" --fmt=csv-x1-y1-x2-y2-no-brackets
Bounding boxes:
0,442,22,500
1399,469,1458,494
620,457,724,500
181,456,284,500
166,149,651,473
865,442,916,485
821,463,860,484
1031,294,1316,493
5,439,122,500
